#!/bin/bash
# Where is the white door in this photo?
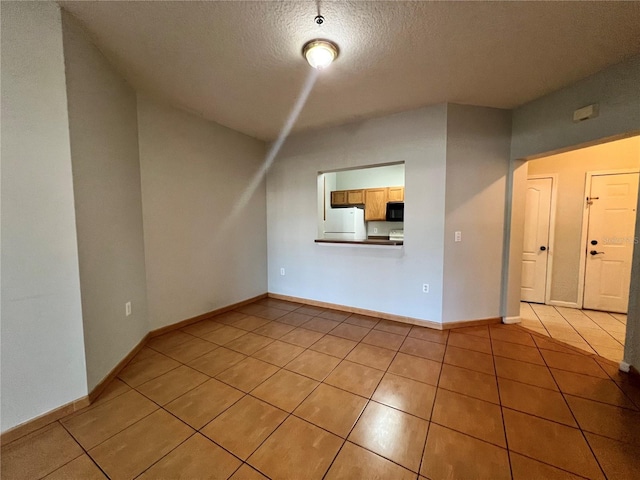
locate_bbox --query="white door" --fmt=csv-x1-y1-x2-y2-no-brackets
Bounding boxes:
583,173,639,313
521,177,553,303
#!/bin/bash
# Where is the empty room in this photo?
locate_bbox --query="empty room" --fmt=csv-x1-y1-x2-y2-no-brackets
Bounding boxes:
2,1,640,479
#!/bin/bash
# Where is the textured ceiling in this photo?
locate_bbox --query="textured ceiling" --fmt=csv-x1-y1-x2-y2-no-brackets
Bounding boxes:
59,1,640,140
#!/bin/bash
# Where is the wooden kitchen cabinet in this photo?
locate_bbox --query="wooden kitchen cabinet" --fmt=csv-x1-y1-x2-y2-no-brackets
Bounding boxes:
388,186,404,202
332,186,403,220
331,189,364,206
364,187,388,221
347,189,365,204
331,190,348,206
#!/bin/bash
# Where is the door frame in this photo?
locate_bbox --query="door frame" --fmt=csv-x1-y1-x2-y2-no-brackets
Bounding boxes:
526,174,558,305
577,168,640,309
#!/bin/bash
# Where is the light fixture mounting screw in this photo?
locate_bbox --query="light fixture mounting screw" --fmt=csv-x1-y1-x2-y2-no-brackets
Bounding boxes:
314,15,324,25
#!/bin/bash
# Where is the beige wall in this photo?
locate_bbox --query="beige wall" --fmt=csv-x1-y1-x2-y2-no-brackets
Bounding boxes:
0,3,269,431
527,136,640,305
268,103,511,324
1,2,88,432
62,12,150,390
267,105,448,322
443,104,512,322
137,95,267,329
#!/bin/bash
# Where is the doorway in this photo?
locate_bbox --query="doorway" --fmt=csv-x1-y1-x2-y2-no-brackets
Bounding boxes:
517,135,640,363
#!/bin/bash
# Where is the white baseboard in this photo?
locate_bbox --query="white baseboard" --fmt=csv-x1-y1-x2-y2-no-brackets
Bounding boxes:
619,361,631,373
547,300,580,309
503,315,521,324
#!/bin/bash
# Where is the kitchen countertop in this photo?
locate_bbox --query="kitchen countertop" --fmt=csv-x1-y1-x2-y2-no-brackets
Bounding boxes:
315,238,403,246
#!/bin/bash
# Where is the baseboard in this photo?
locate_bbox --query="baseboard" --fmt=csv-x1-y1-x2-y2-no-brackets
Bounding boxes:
268,293,501,331
149,293,268,338
547,300,580,309
502,315,521,324
441,317,503,329
0,395,90,446
1,333,148,445
1,293,268,446
268,293,444,330
88,333,150,403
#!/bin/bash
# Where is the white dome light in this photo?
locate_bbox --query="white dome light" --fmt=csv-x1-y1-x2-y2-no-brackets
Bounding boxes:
302,39,339,69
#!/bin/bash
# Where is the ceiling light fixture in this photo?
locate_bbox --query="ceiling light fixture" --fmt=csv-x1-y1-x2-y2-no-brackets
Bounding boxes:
302,39,339,70
302,11,339,70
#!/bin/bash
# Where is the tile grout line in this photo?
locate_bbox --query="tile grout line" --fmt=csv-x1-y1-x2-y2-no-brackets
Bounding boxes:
531,330,609,480
58,410,157,479
488,327,514,480
540,310,592,352
34,421,110,480
138,321,294,479
580,308,626,349
415,329,449,480
521,302,553,338
233,310,369,478
205,313,406,398
552,305,619,357
605,311,627,329
523,303,623,362
320,322,415,479
124,308,310,479
553,306,602,356
494,324,612,478
526,303,556,338
133,431,202,479
109,361,252,477
241,353,347,476
594,361,640,411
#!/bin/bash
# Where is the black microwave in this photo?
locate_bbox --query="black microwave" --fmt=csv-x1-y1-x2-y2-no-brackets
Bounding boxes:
386,202,404,222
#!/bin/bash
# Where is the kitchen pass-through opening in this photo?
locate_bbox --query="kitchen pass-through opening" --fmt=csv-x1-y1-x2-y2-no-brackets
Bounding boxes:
317,162,405,244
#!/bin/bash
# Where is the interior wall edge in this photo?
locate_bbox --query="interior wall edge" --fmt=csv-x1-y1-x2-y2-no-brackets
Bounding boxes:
60,9,151,392
1,0,89,433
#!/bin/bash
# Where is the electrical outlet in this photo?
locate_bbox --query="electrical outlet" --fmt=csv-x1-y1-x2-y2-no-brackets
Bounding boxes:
454,231,462,242
373,227,378,234
125,302,132,316
422,284,429,293
280,268,285,276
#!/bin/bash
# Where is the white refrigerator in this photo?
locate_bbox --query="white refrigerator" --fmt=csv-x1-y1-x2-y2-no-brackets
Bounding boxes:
324,207,366,241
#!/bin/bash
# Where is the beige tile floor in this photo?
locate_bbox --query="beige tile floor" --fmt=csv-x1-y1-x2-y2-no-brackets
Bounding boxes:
3,298,640,479
521,303,627,362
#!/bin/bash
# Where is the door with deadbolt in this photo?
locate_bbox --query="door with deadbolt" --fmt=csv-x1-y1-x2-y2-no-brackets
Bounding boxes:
583,172,639,313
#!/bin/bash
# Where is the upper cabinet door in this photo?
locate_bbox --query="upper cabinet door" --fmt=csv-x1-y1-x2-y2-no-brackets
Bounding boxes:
365,188,388,221
331,190,348,206
347,189,365,204
331,189,364,206
388,186,404,202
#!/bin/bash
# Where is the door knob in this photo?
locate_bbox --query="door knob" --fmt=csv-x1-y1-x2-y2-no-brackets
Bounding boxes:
590,250,604,256
540,246,547,251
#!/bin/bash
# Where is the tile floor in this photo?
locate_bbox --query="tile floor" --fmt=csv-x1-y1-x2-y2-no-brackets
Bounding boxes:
521,303,626,362
3,298,640,479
